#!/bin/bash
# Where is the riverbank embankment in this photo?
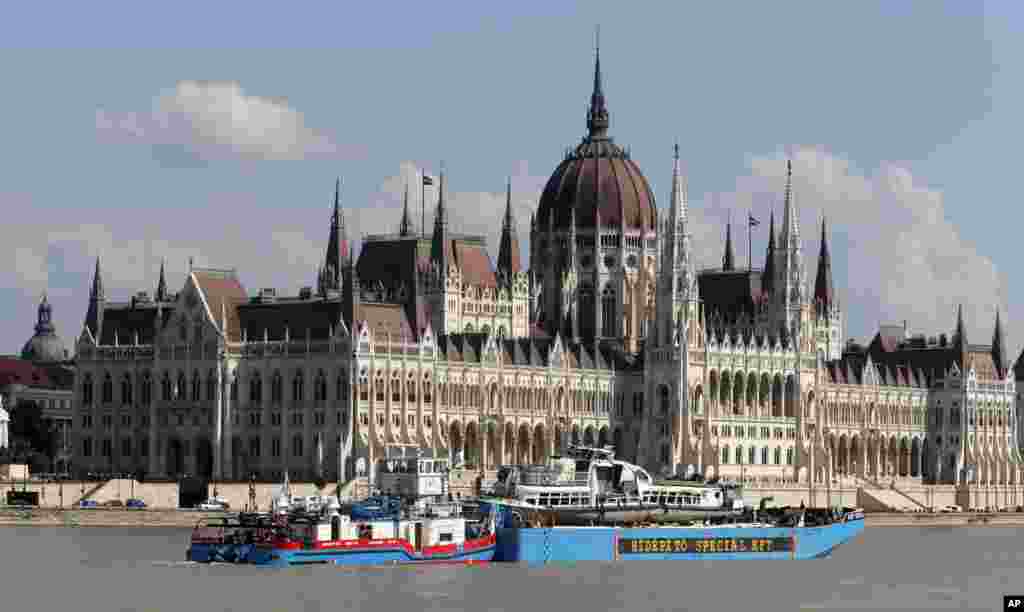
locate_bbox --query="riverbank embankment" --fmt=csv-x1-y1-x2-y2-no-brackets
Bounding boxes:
2,508,1023,528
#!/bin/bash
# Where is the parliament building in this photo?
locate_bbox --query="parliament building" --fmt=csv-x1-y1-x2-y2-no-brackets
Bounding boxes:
71,46,1024,509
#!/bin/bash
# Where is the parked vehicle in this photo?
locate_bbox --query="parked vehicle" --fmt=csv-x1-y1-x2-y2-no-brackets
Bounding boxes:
78,499,98,508
126,498,146,509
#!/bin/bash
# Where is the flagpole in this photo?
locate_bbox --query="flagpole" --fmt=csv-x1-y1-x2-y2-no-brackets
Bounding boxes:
748,210,752,271
421,170,426,238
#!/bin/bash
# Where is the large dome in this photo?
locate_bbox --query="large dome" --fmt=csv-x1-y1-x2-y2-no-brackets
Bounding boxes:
536,47,656,233
21,294,66,364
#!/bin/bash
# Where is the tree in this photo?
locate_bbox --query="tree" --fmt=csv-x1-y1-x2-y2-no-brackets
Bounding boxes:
9,400,55,461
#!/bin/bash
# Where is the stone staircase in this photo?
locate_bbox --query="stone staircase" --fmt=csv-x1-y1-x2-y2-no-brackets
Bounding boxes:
854,476,928,511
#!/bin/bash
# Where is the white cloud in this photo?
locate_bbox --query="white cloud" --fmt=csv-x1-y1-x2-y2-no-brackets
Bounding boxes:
96,81,365,164
697,147,1011,355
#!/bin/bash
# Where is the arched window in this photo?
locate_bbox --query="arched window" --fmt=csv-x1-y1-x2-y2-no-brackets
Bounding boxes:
601,285,616,337
271,372,282,403
773,447,781,465
748,446,756,465
175,372,186,400
250,373,262,403
761,447,768,465
464,323,474,333
206,370,216,401
336,374,345,402
735,446,744,465
374,372,384,402
407,376,417,404
314,372,327,403
721,445,730,464
659,385,670,417
230,377,238,401
391,372,401,403
785,448,794,465
121,374,133,405
140,372,152,405
191,370,201,401
102,374,113,404
359,369,369,402
82,375,94,405
292,435,303,457
161,374,172,401
292,372,304,402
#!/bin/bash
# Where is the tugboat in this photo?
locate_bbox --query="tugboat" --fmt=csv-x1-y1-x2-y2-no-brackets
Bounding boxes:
488,444,746,525
246,446,498,567
186,512,277,563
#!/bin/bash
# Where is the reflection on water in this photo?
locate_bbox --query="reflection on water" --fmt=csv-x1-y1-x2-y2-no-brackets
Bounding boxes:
0,526,1017,612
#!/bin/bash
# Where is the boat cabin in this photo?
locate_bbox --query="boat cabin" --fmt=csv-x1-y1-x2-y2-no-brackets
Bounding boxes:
293,512,469,551
376,445,450,500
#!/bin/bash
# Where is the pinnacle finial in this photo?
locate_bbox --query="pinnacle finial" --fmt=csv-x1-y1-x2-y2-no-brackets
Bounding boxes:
673,142,679,160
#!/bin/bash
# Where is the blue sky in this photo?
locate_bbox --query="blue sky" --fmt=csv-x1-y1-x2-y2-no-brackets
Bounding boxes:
1,1,1022,361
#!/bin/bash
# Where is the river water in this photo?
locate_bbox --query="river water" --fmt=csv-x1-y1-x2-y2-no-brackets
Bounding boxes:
0,526,1018,611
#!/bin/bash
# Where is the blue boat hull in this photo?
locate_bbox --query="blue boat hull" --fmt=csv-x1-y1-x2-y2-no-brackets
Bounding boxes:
494,520,865,563
247,543,496,567
187,543,259,564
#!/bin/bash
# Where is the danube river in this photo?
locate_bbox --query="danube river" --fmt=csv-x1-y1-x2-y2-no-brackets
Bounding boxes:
0,526,1018,611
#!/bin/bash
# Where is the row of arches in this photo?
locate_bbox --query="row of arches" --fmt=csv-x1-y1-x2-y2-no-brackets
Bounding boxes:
706,370,800,418
443,420,617,469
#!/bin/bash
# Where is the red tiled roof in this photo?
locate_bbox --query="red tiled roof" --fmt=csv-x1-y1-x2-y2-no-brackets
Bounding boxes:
0,358,52,388
193,270,248,341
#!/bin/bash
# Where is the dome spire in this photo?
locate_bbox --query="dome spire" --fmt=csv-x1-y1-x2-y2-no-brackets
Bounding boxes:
586,25,609,140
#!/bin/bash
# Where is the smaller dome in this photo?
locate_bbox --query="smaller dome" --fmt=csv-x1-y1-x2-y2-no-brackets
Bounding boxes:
21,293,66,364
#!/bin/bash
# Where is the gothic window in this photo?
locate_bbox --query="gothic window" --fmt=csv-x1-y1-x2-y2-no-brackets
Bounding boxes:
601,286,616,337
786,448,794,465
314,371,327,403
359,369,369,402
391,372,401,403
748,446,756,465
206,370,216,401
336,374,345,402
249,437,261,457
102,374,113,404
193,320,203,344
271,437,281,457
735,446,743,464
721,445,730,464
659,385,670,417
179,319,187,343
407,376,417,404
292,371,304,402
230,377,238,402
175,372,186,400
761,447,768,465
121,374,133,405
465,323,474,333
774,447,781,465
82,375,94,405
271,372,282,403
140,372,152,405
161,374,172,401
191,370,201,401
424,380,432,404
250,373,262,403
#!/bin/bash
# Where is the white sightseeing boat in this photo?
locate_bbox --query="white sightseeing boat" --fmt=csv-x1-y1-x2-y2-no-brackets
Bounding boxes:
486,445,748,525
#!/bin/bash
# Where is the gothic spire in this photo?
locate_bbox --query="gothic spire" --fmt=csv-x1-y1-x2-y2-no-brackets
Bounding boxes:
722,220,735,271
954,304,967,348
156,258,167,302
992,308,1006,377
430,166,449,271
398,181,413,237
586,27,609,140
763,209,776,296
85,255,104,340
814,215,833,316
497,177,520,285
323,178,348,293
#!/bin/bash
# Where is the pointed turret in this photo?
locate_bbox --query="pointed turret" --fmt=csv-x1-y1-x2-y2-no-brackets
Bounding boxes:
586,27,609,140
775,159,805,328
814,216,833,316
655,143,695,346
722,220,735,271
762,209,776,296
323,178,348,294
85,256,105,341
156,258,168,302
954,304,966,344
992,308,1006,377
430,167,449,273
398,182,413,237
497,177,521,286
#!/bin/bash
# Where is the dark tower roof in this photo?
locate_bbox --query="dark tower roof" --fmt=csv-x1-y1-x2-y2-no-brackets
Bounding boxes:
762,209,776,296
430,169,450,268
85,256,104,340
536,35,656,233
22,293,66,363
992,309,1006,378
722,220,735,271
814,216,834,316
156,258,168,302
497,177,521,284
321,178,348,294
398,182,413,237
953,304,966,349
